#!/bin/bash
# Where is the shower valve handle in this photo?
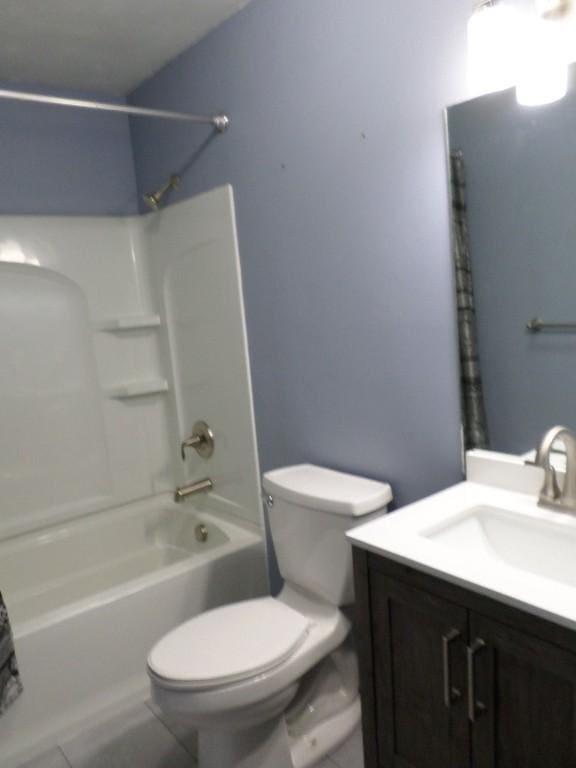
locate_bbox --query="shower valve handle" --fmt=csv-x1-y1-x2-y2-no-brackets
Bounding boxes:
181,421,215,460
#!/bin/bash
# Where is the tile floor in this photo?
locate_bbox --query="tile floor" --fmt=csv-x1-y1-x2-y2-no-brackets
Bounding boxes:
18,702,364,768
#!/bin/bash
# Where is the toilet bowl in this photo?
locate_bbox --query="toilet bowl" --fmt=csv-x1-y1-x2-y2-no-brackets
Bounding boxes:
148,464,392,768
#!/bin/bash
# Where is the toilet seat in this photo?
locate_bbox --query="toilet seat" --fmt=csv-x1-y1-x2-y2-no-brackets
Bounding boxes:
148,597,310,690
148,585,351,723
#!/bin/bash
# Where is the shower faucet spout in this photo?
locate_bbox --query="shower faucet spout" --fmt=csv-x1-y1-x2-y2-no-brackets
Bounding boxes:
174,478,213,502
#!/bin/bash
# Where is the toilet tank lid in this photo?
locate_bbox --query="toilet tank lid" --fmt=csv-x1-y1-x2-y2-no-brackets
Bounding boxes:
263,464,393,517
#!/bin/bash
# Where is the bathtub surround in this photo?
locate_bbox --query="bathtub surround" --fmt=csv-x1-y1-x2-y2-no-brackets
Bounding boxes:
0,188,267,767
140,187,262,522
0,593,22,716
129,0,470,506
0,187,261,538
0,264,110,539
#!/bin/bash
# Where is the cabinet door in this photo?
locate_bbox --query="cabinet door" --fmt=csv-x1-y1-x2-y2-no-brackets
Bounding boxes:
371,573,470,768
470,614,576,768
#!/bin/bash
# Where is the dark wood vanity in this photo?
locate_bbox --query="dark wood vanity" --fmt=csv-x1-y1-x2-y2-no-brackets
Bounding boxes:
353,547,576,768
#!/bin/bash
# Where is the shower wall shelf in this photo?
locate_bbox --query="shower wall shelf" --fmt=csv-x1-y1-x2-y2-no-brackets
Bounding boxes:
97,315,162,332
106,379,169,399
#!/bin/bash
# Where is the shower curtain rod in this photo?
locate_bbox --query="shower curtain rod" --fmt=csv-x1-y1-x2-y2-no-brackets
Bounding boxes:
0,88,229,132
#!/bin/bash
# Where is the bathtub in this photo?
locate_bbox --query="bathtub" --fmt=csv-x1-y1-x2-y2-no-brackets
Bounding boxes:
0,495,267,767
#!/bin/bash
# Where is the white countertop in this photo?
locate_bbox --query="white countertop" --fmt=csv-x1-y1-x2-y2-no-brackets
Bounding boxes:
347,480,576,632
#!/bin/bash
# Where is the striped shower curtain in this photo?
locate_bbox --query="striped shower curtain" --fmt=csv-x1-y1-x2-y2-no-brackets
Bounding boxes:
0,592,22,715
450,151,489,450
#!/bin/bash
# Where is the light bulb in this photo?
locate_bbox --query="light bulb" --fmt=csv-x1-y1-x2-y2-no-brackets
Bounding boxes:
516,17,569,105
468,1,521,97
516,62,568,105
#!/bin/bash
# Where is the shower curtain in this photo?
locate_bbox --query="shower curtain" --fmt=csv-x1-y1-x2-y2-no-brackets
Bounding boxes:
450,151,489,450
0,592,22,714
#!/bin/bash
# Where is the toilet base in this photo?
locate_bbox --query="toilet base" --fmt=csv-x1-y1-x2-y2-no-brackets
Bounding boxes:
193,639,361,768
197,695,361,768
289,694,361,768
199,716,293,768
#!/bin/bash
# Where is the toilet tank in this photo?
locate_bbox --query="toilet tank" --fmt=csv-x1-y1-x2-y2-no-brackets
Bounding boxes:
263,465,392,606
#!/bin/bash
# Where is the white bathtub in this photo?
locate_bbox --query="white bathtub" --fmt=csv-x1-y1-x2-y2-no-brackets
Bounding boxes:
0,495,267,767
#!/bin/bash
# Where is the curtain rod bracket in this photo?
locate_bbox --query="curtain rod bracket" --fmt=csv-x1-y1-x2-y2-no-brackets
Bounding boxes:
213,114,230,133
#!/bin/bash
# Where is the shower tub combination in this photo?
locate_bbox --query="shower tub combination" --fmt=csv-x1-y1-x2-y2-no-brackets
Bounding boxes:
0,189,266,766
0,495,266,767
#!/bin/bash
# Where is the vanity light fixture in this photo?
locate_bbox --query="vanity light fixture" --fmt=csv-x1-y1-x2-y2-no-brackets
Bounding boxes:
535,0,571,19
467,0,570,106
468,0,520,97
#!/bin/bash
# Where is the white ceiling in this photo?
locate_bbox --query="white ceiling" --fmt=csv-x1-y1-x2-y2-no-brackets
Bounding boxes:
0,0,252,96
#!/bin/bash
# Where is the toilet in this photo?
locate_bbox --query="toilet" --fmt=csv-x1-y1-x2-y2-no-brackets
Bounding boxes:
147,464,392,768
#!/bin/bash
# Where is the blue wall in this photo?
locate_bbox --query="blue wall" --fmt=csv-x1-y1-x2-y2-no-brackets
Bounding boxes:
0,85,137,215
129,0,470,508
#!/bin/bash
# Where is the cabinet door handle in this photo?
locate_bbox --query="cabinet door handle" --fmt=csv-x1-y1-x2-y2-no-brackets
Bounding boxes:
467,638,487,722
442,628,462,708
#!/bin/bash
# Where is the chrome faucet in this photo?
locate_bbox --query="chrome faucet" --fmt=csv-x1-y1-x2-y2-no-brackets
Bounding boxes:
535,426,576,513
174,478,213,503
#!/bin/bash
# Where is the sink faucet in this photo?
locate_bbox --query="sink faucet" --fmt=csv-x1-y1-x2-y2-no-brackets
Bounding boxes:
535,426,576,513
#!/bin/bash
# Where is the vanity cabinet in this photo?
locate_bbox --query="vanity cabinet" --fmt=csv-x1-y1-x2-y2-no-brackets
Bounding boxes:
354,549,576,768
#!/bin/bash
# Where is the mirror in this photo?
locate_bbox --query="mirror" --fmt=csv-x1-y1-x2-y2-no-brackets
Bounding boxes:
446,65,576,456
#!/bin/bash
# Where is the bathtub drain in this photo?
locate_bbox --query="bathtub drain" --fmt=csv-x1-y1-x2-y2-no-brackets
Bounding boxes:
195,524,209,543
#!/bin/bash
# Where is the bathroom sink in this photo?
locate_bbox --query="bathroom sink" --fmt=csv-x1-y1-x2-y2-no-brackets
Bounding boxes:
423,505,576,589
347,480,576,632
